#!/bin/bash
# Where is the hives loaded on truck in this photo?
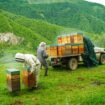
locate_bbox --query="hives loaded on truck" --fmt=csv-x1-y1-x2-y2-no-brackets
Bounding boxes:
46,32,105,70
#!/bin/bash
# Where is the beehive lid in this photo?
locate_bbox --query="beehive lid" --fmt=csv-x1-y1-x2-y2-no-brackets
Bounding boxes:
58,44,65,46
77,32,83,35
50,44,58,47
57,35,62,38
46,45,50,47
69,43,84,46
7,69,20,75
57,35,68,37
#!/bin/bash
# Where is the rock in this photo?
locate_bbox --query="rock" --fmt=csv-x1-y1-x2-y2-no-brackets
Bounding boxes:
0,32,24,45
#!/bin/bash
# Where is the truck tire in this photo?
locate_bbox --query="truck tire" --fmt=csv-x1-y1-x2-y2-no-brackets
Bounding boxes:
68,58,78,70
100,54,105,64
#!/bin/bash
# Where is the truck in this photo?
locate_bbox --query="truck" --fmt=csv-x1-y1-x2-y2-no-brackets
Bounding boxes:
46,32,105,70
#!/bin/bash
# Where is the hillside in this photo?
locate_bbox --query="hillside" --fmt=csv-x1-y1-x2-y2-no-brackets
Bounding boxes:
0,9,74,50
0,0,105,49
0,0,105,33
0,11,47,49
26,0,83,4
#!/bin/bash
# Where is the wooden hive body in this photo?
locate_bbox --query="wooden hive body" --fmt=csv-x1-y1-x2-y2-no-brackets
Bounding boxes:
22,70,36,89
6,69,20,92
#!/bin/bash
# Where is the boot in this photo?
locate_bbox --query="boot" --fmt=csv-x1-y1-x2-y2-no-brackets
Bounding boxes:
44,68,48,76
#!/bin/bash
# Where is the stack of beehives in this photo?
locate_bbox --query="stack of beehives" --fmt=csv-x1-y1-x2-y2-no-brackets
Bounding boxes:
46,32,84,57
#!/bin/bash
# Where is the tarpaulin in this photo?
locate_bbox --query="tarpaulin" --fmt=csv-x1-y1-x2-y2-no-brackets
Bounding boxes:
82,36,99,67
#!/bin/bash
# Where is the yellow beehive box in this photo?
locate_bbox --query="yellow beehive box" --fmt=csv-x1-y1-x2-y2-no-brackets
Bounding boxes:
70,35,74,43
46,46,51,56
6,69,20,92
79,44,84,53
73,35,78,43
67,35,71,43
73,34,83,43
62,36,68,44
77,34,83,43
71,45,79,54
50,45,58,57
57,36,62,44
61,45,65,56
58,44,65,57
58,45,62,57
22,70,36,89
65,44,72,55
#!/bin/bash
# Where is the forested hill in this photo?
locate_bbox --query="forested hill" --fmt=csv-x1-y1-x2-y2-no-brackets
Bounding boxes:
0,9,76,49
0,0,105,34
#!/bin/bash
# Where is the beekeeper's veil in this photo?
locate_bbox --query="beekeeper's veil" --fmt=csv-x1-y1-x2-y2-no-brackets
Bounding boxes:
15,53,25,62
39,42,46,50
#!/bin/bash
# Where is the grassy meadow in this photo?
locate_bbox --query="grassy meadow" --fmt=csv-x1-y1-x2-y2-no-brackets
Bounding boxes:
0,1,105,105
0,51,105,105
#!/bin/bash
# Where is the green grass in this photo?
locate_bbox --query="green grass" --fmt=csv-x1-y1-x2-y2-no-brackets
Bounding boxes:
0,57,105,105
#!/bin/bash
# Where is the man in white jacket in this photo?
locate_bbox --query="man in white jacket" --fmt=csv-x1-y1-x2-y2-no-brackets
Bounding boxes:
15,53,41,88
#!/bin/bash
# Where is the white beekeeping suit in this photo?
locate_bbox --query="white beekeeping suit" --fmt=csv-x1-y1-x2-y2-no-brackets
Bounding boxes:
15,53,41,88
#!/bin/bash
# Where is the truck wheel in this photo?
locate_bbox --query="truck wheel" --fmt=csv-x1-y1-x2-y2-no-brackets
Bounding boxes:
68,58,78,70
100,54,105,64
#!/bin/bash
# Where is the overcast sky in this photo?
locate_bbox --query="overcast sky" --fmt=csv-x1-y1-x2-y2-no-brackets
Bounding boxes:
85,0,105,6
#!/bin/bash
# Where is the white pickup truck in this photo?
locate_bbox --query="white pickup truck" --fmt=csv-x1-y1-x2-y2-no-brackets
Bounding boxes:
94,47,105,64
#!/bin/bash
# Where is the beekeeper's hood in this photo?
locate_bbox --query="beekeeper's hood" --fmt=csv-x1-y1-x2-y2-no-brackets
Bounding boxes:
39,42,46,50
15,53,25,62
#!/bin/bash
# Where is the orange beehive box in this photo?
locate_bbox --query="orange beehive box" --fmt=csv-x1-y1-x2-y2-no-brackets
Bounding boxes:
6,69,20,92
65,44,72,55
58,44,65,56
58,45,62,56
67,36,71,43
46,46,50,56
50,45,58,57
73,35,78,43
77,34,83,43
62,36,68,44
57,36,62,44
61,45,65,56
73,34,83,43
79,44,84,53
70,35,74,43
22,70,36,88
71,45,79,54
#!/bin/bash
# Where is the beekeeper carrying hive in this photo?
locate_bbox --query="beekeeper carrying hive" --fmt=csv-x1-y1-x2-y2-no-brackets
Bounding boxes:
15,53,41,88
37,42,48,76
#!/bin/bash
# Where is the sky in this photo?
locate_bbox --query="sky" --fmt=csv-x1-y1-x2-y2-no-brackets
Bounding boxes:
85,0,105,6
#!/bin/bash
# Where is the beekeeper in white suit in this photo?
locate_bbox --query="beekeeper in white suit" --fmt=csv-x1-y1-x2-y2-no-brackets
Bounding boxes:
15,53,41,88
